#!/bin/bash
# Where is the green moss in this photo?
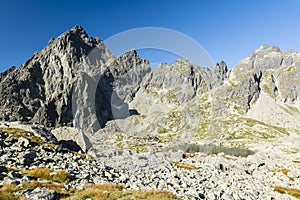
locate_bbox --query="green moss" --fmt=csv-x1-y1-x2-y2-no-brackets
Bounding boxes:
229,80,238,87
262,84,272,96
158,126,168,134
22,167,71,183
0,127,45,145
286,105,299,113
242,118,289,135
168,110,182,118
284,66,295,73
166,90,177,102
52,170,71,183
233,105,245,114
279,105,293,115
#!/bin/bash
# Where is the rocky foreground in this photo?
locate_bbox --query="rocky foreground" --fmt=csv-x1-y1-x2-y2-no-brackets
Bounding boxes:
0,122,300,200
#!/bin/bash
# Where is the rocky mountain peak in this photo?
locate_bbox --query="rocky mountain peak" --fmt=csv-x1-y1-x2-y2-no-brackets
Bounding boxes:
212,61,228,74
253,44,281,55
58,25,89,41
0,26,151,129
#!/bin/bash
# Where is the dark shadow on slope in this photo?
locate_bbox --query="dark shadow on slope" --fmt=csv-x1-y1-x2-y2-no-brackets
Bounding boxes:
95,73,130,128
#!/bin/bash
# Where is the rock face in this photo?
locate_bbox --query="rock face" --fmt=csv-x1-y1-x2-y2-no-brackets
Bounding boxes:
0,26,150,132
89,45,300,153
1,26,300,200
0,26,299,154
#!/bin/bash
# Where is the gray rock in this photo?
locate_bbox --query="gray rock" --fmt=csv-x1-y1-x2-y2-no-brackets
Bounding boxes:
0,25,150,135
0,166,8,173
23,187,56,200
18,137,30,148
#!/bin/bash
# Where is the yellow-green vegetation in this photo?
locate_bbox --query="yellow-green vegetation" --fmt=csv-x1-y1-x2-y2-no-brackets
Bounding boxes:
0,127,58,149
22,167,71,183
233,105,245,114
22,181,72,197
193,119,212,139
229,80,238,87
0,182,179,200
172,162,198,170
279,105,300,115
262,84,272,97
165,109,182,132
129,143,148,153
168,110,182,119
47,183,175,200
286,105,300,113
72,151,87,158
160,90,178,103
0,127,45,145
158,126,168,134
0,127,87,158
281,148,298,154
283,65,295,73
260,71,277,98
0,183,21,200
221,117,290,141
292,159,300,164
241,117,289,135
272,186,300,199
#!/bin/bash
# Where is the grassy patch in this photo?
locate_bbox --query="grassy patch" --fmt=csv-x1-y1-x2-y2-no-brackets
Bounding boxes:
63,184,179,200
262,84,272,97
22,181,72,197
172,162,198,170
22,167,71,183
1,182,179,200
272,186,300,199
292,159,300,164
0,127,58,149
0,127,45,145
0,184,21,200
229,80,238,87
284,65,295,73
281,149,298,154
286,105,300,113
71,151,87,158
0,181,179,200
242,118,289,135
233,105,244,114
158,126,168,134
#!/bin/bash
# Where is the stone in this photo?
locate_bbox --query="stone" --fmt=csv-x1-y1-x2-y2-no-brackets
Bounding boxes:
0,25,150,137
18,137,30,148
0,165,8,173
23,187,56,200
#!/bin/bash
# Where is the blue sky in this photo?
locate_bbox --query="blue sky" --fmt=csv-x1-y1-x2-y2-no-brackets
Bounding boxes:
0,0,300,72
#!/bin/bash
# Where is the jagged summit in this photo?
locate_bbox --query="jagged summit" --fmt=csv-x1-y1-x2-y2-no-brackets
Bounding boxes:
0,26,150,128
253,44,281,54
232,44,300,75
57,25,89,41
0,26,299,161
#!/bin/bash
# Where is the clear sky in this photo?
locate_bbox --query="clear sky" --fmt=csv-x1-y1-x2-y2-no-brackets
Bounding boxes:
0,0,300,72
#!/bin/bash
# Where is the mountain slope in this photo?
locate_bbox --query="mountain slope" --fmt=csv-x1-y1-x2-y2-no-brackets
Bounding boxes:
89,45,300,153
0,26,150,132
0,26,299,154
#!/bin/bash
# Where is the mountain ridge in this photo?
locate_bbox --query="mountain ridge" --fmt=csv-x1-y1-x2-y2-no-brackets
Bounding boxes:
0,26,299,153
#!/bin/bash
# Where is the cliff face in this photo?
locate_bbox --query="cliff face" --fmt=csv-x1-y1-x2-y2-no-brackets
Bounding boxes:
0,26,299,153
0,26,150,131
89,45,300,153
